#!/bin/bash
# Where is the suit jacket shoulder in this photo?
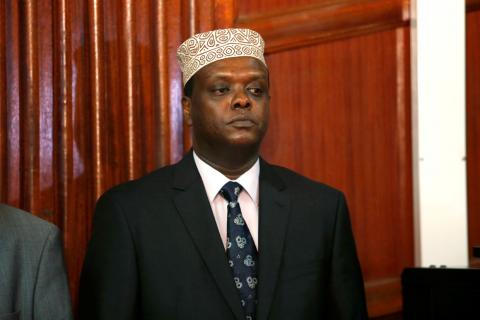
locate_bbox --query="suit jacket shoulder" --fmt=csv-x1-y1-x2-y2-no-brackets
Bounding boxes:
101,157,186,214
0,204,73,320
261,160,344,203
0,203,58,237
95,153,205,226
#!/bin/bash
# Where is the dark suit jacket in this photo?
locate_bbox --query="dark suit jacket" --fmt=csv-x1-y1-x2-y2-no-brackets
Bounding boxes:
79,152,367,319
0,204,73,320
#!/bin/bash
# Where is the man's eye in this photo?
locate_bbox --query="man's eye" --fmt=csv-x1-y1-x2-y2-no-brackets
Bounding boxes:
247,87,263,95
212,87,229,95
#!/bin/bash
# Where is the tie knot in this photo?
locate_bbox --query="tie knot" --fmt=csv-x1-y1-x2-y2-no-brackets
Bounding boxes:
220,181,243,202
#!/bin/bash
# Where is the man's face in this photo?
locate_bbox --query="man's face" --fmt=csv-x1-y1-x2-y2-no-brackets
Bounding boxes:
183,56,270,152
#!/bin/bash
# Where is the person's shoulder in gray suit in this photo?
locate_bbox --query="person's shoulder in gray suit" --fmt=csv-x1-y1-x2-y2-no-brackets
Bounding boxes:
0,203,73,320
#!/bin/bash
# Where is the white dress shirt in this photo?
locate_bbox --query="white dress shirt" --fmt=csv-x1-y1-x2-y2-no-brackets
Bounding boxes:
193,151,259,250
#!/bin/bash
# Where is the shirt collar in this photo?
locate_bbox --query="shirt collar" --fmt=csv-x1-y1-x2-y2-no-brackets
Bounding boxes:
193,151,259,205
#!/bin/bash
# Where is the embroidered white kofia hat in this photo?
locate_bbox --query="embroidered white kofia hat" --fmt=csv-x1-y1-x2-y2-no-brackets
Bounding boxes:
176,28,267,86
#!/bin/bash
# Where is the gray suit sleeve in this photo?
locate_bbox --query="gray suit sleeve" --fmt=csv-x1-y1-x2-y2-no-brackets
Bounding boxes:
33,225,73,320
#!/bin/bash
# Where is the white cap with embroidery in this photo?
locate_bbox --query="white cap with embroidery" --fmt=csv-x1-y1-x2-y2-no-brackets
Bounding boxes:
176,28,267,86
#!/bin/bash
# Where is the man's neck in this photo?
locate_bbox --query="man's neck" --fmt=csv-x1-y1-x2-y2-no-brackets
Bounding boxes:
193,148,258,180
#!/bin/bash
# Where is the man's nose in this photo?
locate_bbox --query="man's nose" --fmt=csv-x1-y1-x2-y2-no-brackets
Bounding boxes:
232,90,251,109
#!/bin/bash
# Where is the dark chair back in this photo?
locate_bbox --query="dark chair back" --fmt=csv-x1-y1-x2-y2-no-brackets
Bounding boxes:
402,267,480,320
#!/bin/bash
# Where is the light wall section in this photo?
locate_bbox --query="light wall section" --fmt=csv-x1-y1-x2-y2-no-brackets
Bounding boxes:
412,0,468,267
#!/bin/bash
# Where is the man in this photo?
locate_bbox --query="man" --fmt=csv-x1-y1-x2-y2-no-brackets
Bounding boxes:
0,203,73,320
79,28,367,319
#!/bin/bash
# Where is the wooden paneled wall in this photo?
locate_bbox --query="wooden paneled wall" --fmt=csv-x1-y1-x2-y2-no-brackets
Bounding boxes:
0,0,478,318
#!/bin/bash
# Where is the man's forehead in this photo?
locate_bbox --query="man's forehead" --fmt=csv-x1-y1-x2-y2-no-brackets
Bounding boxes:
198,57,268,81
204,57,267,72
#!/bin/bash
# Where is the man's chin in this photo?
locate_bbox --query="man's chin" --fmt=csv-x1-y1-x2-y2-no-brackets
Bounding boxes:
226,134,263,148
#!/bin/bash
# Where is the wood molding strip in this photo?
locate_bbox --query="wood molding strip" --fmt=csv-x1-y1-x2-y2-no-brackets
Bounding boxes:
365,277,402,317
152,0,170,166
235,0,410,54
467,0,480,12
121,0,138,180
0,0,6,201
54,0,72,228
165,2,184,163
19,0,40,213
4,1,21,206
88,0,106,200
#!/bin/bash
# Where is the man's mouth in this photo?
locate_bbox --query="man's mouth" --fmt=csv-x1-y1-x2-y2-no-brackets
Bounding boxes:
228,115,256,128
229,119,255,128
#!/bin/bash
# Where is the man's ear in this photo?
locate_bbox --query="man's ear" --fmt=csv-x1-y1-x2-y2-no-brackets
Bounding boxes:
182,96,193,126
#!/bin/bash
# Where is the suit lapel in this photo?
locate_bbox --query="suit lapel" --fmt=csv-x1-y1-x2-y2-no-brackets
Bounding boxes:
172,153,245,320
256,160,291,320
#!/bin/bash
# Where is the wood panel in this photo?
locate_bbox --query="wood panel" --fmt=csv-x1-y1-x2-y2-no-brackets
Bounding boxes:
4,0,21,209
236,0,410,53
467,9,480,267
238,0,320,15
0,0,6,202
468,0,480,12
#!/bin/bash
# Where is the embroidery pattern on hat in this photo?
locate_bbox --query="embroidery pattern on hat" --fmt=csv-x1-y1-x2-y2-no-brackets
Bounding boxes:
177,28,266,85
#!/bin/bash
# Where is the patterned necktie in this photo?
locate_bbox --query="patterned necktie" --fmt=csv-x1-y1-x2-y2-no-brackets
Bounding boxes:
220,181,258,320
